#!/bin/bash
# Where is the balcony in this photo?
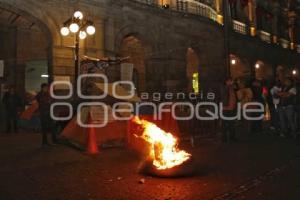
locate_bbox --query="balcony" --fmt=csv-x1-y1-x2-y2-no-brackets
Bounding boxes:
133,0,155,5
259,31,272,44
296,44,300,54
232,20,247,35
132,0,217,22
184,0,217,21
280,38,289,49
130,0,298,54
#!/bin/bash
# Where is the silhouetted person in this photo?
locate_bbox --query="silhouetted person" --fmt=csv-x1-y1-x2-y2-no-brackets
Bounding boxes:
237,81,253,134
220,77,237,142
36,83,57,146
278,78,297,138
250,79,264,133
270,80,282,131
2,87,22,133
295,80,300,133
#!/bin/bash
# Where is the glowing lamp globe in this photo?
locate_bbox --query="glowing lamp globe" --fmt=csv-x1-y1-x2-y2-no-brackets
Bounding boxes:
255,64,260,69
86,25,96,35
60,27,69,36
69,23,79,33
74,11,83,20
79,31,87,39
231,59,236,65
293,70,297,75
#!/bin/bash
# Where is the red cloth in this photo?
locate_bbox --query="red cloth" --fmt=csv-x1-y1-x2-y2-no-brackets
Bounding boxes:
262,86,269,96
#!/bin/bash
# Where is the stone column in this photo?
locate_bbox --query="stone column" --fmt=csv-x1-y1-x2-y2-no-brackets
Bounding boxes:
248,0,256,36
271,1,280,43
288,13,296,49
196,41,226,99
104,18,116,57
215,0,224,24
146,48,186,93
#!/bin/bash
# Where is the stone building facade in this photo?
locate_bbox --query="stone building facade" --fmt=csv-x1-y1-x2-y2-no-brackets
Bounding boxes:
0,0,300,96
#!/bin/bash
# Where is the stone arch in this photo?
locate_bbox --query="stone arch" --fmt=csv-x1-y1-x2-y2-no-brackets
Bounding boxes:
115,24,152,57
0,1,54,94
115,25,153,92
118,35,147,92
230,54,250,80
254,60,273,81
276,65,288,82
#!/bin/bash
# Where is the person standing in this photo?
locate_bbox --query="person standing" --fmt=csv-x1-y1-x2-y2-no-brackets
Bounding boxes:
2,86,22,133
295,79,300,133
220,77,238,142
36,83,57,146
250,79,264,134
277,78,297,138
237,81,253,134
269,80,282,131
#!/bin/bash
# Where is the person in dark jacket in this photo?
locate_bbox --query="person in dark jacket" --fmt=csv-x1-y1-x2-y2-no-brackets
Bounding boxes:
36,83,57,146
250,79,264,133
2,87,22,133
278,78,297,138
220,77,238,142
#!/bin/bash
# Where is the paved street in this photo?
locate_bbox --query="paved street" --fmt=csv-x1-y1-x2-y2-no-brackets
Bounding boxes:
0,132,300,200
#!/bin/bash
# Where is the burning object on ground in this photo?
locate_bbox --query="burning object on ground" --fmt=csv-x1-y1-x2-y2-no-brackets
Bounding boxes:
132,117,195,177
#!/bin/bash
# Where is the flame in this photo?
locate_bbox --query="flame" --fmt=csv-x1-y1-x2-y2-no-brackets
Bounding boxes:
132,117,191,170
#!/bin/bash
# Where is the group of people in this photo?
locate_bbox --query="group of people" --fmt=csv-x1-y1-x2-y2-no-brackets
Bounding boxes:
270,78,299,138
2,84,57,147
221,76,299,142
2,76,299,146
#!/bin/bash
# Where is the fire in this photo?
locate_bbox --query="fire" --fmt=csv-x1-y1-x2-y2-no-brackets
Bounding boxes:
132,117,191,170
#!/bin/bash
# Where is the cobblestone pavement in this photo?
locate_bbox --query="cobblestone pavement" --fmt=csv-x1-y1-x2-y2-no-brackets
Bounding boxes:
0,133,299,200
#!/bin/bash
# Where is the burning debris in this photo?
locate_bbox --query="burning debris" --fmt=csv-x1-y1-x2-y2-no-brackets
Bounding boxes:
132,117,195,177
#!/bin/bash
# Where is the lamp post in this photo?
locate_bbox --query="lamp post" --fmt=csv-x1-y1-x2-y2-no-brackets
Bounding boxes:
292,69,297,76
60,11,96,93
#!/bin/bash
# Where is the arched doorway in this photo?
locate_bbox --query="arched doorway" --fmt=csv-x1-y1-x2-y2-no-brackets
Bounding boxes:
276,65,287,82
186,47,199,93
0,5,52,132
119,35,146,92
254,60,273,81
0,6,52,96
230,54,250,80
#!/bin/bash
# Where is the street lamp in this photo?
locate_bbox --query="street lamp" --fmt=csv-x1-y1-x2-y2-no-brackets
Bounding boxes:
60,11,96,93
231,59,236,65
292,69,297,76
